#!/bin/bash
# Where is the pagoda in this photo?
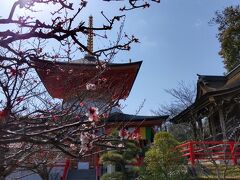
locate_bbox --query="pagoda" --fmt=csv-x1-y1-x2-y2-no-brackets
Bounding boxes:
34,16,142,113
33,16,168,179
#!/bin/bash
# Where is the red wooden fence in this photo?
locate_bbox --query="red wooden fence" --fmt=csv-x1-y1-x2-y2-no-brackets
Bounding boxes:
177,141,240,166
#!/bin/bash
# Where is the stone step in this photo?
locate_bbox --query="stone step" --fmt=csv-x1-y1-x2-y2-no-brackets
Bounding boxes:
67,169,96,180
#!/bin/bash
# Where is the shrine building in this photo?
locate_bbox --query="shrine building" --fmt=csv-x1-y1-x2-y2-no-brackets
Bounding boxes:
172,65,240,165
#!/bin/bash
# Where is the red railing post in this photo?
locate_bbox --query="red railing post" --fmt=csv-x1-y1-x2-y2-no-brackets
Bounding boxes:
229,142,237,165
61,159,70,180
189,141,195,166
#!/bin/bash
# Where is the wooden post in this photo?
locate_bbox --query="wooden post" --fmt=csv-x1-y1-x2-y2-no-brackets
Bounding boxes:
189,141,195,166
96,155,100,180
219,105,227,140
208,106,217,140
229,142,237,165
210,115,217,140
197,118,203,137
208,117,213,136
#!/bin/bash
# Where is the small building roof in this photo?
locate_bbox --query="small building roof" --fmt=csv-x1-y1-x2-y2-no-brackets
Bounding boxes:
106,112,168,127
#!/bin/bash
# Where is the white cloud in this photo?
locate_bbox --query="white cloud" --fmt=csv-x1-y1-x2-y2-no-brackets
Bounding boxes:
194,19,202,28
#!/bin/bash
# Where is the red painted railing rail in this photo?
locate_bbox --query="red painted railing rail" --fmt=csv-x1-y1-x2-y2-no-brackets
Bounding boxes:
177,141,240,166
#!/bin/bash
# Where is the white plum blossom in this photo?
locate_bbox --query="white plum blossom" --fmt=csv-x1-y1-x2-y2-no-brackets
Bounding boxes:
107,142,112,146
70,144,77,150
86,83,96,90
118,143,124,148
79,132,95,154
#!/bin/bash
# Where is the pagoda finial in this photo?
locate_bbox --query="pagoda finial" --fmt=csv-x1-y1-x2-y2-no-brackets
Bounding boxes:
87,15,93,55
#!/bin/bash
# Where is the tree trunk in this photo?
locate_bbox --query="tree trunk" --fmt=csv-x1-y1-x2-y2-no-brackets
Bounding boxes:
40,174,49,180
0,146,7,179
0,176,6,180
38,168,50,180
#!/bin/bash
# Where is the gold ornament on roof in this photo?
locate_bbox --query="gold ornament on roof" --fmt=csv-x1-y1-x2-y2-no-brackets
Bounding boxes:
87,15,93,55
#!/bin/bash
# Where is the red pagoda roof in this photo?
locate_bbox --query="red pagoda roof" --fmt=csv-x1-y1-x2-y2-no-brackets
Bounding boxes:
34,59,142,100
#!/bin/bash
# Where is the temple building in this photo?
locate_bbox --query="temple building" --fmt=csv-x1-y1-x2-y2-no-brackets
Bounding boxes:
171,65,240,166
172,65,240,141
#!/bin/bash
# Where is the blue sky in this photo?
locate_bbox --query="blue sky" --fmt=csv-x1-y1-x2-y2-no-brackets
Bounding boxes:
116,0,240,115
1,0,239,115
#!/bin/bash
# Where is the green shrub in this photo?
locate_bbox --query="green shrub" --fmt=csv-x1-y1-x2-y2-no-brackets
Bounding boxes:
140,132,189,180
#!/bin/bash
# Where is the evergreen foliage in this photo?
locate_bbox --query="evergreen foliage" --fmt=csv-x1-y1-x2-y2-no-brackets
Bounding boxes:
140,132,189,180
211,6,240,72
100,140,140,180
